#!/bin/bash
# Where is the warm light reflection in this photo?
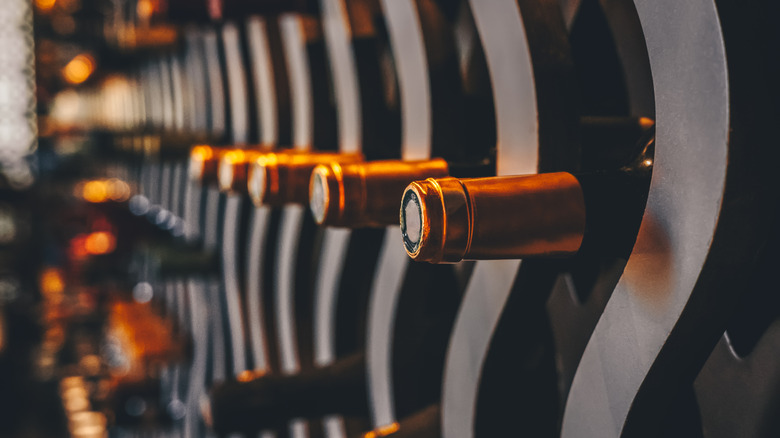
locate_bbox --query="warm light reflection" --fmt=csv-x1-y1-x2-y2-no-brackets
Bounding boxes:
107,300,183,377
64,395,89,413
237,369,266,382
84,231,116,255
639,116,655,130
79,178,131,203
70,230,118,258
107,178,131,201
40,267,66,296
60,376,85,391
79,354,102,376
191,145,214,162
62,54,95,85
35,0,57,12
63,386,88,401
363,422,400,438
223,149,246,164
68,411,107,437
136,0,154,20
189,146,215,181
81,180,108,203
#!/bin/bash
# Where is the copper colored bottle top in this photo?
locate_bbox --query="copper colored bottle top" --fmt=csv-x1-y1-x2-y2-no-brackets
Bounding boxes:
189,145,225,185
248,151,364,207
401,172,586,263
217,149,269,194
309,159,450,228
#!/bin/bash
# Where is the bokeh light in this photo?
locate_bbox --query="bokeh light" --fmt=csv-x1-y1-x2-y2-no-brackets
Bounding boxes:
62,54,95,85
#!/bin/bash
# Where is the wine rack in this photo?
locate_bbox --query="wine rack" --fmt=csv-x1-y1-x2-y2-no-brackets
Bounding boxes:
25,0,780,437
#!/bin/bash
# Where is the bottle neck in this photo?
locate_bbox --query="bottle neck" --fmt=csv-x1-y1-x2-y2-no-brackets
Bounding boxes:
580,116,655,171
401,130,655,263
208,352,367,434
575,130,654,259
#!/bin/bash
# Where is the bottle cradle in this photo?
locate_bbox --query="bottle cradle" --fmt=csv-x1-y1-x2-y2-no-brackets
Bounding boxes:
31,0,777,436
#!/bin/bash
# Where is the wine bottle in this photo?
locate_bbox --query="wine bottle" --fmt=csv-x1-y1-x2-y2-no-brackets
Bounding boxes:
202,352,368,434
308,116,650,230
308,158,485,228
188,145,265,187
188,145,228,185
402,133,654,263
217,149,269,193
247,150,363,207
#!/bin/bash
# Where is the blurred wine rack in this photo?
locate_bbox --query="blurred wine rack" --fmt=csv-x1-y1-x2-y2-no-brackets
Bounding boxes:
18,0,780,437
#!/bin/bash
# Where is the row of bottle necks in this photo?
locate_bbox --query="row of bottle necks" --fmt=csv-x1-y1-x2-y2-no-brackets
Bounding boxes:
181,123,653,267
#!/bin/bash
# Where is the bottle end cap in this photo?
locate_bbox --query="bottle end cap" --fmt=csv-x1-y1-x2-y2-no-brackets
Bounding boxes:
189,159,204,183
248,161,267,206
401,177,471,263
401,189,423,255
189,146,214,183
309,167,329,224
217,158,233,192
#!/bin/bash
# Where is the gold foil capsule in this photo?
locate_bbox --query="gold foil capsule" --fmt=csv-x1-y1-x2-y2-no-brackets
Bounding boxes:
309,158,450,228
248,151,363,207
402,172,586,263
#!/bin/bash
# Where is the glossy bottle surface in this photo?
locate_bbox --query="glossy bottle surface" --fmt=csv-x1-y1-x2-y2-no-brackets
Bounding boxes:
402,172,587,263
189,145,227,185
403,131,655,263
217,149,268,193
248,150,363,206
309,158,450,228
203,353,368,434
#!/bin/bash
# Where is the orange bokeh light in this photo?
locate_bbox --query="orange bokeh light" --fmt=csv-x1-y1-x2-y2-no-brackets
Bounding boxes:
62,54,95,85
35,0,57,12
79,179,131,203
40,267,66,296
236,370,266,382
363,423,400,438
84,231,116,255
223,150,246,164
136,0,155,20
82,180,108,203
191,145,214,162
107,178,131,202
